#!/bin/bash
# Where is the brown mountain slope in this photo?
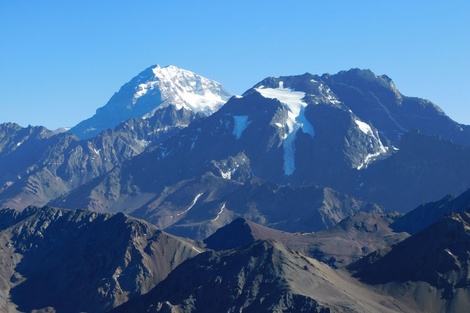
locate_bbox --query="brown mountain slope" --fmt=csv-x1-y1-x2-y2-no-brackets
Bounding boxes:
0,206,201,313
112,240,415,313
204,209,408,268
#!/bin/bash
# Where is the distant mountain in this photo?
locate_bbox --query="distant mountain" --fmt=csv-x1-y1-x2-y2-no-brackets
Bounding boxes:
0,206,200,313
3,66,470,247
350,209,470,312
50,68,470,233
70,65,232,139
301,208,409,268
112,240,413,313
51,71,394,215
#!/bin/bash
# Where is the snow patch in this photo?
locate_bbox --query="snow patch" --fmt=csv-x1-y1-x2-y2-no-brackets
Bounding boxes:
355,119,374,136
212,203,226,221
136,139,150,149
232,115,251,140
91,147,101,155
133,65,231,116
354,119,388,170
219,163,240,180
256,82,315,176
192,246,202,253
177,193,203,216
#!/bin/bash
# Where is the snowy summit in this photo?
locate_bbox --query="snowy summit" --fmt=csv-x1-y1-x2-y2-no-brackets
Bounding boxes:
70,65,232,139
133,65,232,116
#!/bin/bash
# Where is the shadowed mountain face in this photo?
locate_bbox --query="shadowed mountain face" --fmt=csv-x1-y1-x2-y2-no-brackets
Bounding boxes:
350,209,470,312
0,207,200,313
203,217,296,251
356,130,470,212
392,188,470,235
0,105,199,211
323,69,470,145
111,240,412,313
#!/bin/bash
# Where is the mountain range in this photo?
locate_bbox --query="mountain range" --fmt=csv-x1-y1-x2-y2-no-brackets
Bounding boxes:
1,64,470,312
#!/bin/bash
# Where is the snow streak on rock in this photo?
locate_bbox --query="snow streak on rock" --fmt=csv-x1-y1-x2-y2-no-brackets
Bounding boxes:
232,115,250,140
177,193,204,216
256,82,314,176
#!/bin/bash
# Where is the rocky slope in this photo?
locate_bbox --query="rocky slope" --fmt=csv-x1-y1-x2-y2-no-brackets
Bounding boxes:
350,209,470,313
111,240,413,313
53,172,380,240
0,104,201,210
205,209,409,268
323,68,470,145
0,206,200,313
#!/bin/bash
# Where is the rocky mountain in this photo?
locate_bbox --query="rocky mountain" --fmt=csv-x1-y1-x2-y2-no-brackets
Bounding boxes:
355,130,470,211
350,209,470,313
323,69,470,146
0,206,200,313
0,65,234,211
0,104,199,210
4,65,470,312
52,171,380,240
111,240,413,313
46,68,470,237
70,65,232,139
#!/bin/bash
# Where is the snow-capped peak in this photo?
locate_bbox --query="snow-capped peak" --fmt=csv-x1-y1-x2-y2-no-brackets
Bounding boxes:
70,65,232,139
133,65,232,116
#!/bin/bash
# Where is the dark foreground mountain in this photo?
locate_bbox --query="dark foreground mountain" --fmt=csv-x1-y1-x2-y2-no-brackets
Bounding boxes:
0,206,200,313
350,209,470,313
203,217,295,251
111,240,413,313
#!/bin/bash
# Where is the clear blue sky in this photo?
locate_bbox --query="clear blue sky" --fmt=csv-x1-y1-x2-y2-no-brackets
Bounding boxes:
1,1,469,129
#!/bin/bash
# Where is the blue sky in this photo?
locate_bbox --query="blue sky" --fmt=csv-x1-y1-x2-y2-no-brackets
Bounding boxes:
1,1,469,129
